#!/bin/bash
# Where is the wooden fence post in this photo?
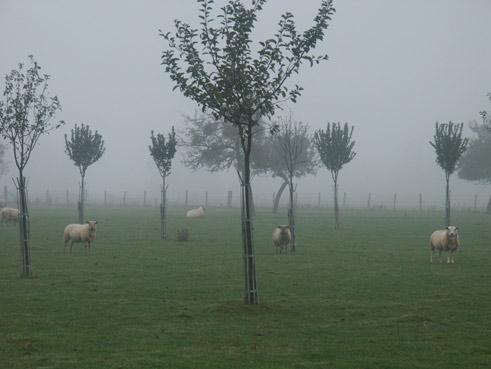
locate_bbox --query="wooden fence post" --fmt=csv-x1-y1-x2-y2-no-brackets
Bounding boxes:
227,190,232,208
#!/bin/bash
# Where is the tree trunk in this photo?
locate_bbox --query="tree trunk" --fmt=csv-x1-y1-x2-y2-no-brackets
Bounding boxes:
445,172,451,226
272,179,288,213
78,173,85,224
160,175,167,240
240,131,258,305
288,176,296,253
486,195,491,214
16,173,32,277
333,173,339,229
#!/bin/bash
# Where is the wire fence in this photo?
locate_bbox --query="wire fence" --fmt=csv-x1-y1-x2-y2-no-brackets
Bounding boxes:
2,184,490,212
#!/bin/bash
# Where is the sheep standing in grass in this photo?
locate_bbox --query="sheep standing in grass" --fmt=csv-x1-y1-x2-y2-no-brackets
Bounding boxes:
186,206,205,218
63,220,98,254
272,225,291,254
0,207,20,225
430,225,460,263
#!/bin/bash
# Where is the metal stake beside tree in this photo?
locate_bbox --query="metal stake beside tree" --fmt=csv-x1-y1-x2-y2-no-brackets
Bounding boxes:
430,121,468,226
160,0,335,304
0,56,63,277
314,122,356,229
64,124,105,224
149,127,177,240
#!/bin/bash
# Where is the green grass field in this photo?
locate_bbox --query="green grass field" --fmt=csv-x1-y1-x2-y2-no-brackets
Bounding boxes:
1,205,491,369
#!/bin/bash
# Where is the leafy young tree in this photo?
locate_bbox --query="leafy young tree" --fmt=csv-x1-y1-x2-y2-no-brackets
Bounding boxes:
65,124,106,224
0,56,63,277
149,127,177,240
273,117,318,251
160,0,335,304
314,122,356,229
430,122,468,226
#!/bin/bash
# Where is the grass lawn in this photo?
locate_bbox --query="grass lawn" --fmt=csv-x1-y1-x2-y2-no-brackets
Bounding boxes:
1,205,491,369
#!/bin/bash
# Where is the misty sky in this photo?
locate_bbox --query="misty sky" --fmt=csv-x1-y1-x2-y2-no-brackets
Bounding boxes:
1,0,491,208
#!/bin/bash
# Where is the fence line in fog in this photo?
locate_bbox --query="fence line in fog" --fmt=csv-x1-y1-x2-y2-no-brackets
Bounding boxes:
2,184,490,212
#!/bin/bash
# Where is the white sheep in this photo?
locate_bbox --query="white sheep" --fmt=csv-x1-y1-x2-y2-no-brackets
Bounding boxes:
0,207,20,226
272,225,291,254
186,206,205,218
63,220,98,254
429,225,460,263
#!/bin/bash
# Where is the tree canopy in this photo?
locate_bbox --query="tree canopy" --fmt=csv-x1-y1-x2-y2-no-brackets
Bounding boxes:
65,124,106,178
149,127,177,179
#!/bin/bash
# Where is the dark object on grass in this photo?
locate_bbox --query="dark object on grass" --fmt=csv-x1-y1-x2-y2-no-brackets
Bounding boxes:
177,228,190,242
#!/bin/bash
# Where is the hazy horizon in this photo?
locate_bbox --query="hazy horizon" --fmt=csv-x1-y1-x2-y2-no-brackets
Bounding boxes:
1,0,491,210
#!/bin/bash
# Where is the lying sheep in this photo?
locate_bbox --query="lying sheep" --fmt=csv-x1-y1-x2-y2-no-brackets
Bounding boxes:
272,225,291,254
0,207,20,226
429,225,460,263
186,206,205,218
63,220,98,254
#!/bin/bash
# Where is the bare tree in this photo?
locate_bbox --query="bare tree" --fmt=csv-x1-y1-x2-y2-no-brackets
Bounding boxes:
273,117,317,251
160,0,335,304
0,56,63,277
149,127,177,240
64,124,105,224
314,123,356,229
430,122,468,226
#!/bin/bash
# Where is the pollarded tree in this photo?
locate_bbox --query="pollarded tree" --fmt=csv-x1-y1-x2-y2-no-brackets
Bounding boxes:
273,117,318,251
160,0,335,304
430,122,468,226
0,55,63,277
314,122,356,229
149,127,177,240
64,124,105,224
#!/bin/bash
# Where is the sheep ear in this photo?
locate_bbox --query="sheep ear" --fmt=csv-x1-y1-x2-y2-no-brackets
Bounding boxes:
446,226,450,230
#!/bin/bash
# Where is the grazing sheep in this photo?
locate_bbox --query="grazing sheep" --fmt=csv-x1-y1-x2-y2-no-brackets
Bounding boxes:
63,221,98,254
0,207,20,225
186,206,205,218
272,225,291,254
429,225,460,263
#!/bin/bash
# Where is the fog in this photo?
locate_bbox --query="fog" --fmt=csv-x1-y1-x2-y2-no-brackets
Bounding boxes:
1,0,491,209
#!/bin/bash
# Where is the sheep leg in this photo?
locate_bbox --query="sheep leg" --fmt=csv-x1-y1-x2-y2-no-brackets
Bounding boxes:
430,248,433,263
64,240,68,254
70,240,74,254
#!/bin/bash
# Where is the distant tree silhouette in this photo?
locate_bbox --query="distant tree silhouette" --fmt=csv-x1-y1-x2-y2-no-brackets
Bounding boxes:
314,122,356,229
0,142,7,177
0,55,63,277
430,122,468,226
149,127,177,240
65,124,105,224
273,117,318,251
458,96,491,212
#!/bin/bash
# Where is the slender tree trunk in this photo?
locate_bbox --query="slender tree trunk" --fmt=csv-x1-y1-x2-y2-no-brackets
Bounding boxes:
78,173,85,224
272,179,288,213
288,175,296,253
240,128,258,305
16,172,31,277
333,173,339,229
445,172,451,226
160,175,167,240
486,195,491,214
